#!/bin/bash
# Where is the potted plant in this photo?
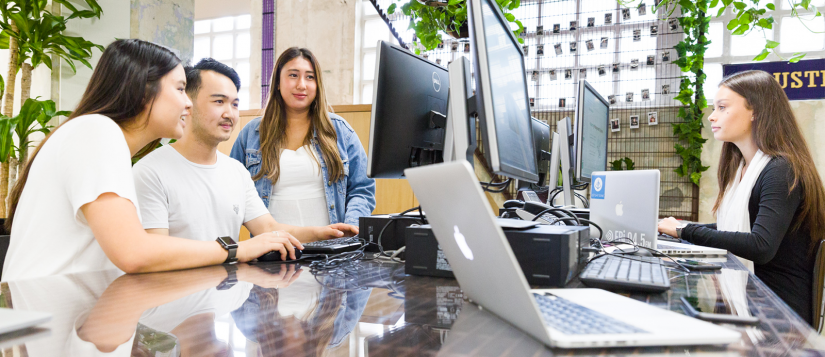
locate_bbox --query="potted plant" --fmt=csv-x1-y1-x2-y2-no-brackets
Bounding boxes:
387,0,524,54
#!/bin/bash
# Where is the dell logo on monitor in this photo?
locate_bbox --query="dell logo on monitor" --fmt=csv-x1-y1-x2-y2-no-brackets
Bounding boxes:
432,72,441,92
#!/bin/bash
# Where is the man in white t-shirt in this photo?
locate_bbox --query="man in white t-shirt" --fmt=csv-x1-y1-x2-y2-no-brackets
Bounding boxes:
133,58,357,247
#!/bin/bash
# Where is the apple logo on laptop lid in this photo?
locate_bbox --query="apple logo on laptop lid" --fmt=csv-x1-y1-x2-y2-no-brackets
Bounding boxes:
454,226,474,260
615,201,624,216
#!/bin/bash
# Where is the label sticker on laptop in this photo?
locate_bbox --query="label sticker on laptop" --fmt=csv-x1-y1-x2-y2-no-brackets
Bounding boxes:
591,175,606,199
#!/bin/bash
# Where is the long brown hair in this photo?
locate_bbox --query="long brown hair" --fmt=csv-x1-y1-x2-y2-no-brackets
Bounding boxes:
711,70,825,248
6,39,181,232
255,47,344,184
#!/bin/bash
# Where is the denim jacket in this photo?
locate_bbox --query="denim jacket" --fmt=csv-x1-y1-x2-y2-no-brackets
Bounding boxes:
230,114,376,226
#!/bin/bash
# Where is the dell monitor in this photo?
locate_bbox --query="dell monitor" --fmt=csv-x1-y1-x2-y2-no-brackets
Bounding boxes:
530,118,551,187
573,80,609,183
367,41,450,179
467,0,539,183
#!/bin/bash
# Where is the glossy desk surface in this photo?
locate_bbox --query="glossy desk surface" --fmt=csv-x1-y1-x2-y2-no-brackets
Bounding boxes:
0,254,823,356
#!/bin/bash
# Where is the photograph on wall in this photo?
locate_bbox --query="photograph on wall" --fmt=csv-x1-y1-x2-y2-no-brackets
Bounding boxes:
631,58,640,70
613,62,620,73
605,13,613,25
580,68,587,79
523,45,529,55
626,91,634,102
600,37,609,49
559,98,566,107
423,54,429,60
570,41,577,53
586,39,595,51
553,24,560,33
642,88,650,100
530,97,535,107
608,95,617,104
588,17,595,27
464,43,470,53
633,29,641,41
437,42,444,49
564,69,572,79
610,118,621,132
669,18,679,30
647,55,655,66
436,58,442,65
650,25,658,36
549,69,557,80
622,8,631,20
638,3,647,15
598,65,606,76
537,25,544,35
570,20,577,31
662,51,671,61
451,42,458,52
662,84,670,94
540,44,548,56
630,115,640,129
553,43,562,55
532,71,539,81
648,111,659,125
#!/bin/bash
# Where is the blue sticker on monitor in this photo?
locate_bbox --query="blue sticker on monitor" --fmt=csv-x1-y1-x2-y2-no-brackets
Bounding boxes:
591,175,606,199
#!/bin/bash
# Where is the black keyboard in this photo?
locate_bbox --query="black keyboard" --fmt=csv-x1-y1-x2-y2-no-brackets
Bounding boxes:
533,293,648,335
302,237,363,254
579,255,670,293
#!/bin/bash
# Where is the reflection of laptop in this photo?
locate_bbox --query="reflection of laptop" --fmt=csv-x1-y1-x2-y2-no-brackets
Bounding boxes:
590,170,728,256
0,308,51,335
405,162,740,349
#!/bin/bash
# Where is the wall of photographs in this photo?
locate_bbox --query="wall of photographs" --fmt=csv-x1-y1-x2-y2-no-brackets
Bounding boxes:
373,0,697,220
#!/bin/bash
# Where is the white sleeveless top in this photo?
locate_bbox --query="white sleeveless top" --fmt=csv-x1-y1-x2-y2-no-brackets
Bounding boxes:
268,146,330,227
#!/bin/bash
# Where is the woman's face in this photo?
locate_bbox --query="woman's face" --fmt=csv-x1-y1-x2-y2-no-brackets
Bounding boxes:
708,85,753,144
278,57,317,113
147,64,192,139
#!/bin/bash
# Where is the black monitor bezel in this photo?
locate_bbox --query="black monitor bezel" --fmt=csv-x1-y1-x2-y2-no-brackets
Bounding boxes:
468,0,540,184
573,80,610,183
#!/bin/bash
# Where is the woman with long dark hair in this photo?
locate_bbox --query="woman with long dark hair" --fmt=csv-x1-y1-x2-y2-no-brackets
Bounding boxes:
231,48,374,236
2,39,302,281
658,70,825,325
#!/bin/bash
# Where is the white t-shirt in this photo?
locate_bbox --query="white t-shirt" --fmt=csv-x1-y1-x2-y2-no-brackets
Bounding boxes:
2,115,140,282
132,145,269,241
268,146,330,227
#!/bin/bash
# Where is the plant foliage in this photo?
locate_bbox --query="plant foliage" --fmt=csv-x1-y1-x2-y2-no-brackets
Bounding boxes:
387,0,524,54
610,157,636,170
12,98,69,161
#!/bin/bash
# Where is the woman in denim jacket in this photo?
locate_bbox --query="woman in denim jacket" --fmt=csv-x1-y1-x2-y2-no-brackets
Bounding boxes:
231,47,375,229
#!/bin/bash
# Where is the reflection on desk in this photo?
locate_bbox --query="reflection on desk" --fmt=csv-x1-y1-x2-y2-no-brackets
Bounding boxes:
0,254,822,356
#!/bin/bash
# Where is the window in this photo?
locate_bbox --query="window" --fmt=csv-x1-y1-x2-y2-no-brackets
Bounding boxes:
355,1,402,104
704,2,825,102
194,15,252,110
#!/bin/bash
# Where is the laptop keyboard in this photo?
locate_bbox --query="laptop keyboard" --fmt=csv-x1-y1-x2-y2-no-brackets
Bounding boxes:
533,293,648,335
579,255,670,293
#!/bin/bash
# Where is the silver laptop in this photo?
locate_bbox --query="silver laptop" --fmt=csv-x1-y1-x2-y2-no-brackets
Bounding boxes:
0,308,51,335
590,170,726,256
405,161,740,349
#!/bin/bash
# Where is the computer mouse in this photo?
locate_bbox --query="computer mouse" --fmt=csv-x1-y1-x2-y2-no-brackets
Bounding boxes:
257,249,303,262
503,200,524,209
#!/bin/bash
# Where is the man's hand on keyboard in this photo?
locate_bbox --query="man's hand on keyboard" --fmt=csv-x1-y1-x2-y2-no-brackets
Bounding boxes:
313,223,359,241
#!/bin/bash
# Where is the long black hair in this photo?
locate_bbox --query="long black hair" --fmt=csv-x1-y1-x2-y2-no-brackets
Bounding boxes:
6,39,181,231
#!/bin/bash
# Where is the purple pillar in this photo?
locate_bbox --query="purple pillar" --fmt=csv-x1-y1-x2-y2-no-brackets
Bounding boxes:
262,0,275,106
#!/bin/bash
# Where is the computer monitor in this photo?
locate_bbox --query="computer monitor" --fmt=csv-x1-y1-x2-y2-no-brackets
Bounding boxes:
367,41,450,179
573,80,609,183
467,0,539,183
530,118,551,187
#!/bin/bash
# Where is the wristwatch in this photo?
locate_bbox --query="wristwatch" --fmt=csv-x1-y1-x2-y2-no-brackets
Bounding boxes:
675,222,688,238
217,263,238,290
216,236,239,264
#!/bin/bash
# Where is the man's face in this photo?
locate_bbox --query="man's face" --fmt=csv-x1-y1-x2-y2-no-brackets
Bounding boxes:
189,70,239,145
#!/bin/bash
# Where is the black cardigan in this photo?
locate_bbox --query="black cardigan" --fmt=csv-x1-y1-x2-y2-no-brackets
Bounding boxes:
681,157,816,326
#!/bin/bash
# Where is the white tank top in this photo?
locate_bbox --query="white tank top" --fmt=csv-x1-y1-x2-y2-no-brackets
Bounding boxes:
268,146,331,227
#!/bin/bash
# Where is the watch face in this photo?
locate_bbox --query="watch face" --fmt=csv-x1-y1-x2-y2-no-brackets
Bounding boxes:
217,236,238,248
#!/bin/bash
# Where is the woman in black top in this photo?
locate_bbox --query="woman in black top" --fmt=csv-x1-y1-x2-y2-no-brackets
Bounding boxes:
658,70,825,326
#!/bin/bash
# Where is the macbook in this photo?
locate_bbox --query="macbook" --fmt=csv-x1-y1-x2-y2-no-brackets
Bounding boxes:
405,161,740,348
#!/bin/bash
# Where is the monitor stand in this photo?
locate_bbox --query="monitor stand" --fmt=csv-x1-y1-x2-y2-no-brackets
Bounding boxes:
444,57,476,165
550,117,575,208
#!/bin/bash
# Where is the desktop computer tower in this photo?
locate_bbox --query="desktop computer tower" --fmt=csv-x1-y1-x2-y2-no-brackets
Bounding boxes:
359,215,419,253
405,224,591,287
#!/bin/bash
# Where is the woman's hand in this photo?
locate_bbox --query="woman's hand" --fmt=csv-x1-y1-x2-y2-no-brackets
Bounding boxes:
236,231,304,262
658,217,680,237
313,223,359,240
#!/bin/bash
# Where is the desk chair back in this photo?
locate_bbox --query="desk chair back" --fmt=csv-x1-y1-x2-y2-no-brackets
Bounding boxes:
813,239,825,332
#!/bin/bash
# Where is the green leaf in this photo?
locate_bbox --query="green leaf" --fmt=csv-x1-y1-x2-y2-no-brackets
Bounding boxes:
766,40,779,49
802,0,812,10
732,23,749,35
726,18,740,30
504,13,515,21
766,3,775,10
790,52,807,63
388,3,397,14
753,48,769,61
733,1,746,10
710,0,720,8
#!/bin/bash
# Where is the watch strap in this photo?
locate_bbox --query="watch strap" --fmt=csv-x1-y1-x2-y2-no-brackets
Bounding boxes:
217,263,239,290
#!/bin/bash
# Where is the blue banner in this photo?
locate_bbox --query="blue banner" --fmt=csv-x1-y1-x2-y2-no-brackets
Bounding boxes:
723,59,825,101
